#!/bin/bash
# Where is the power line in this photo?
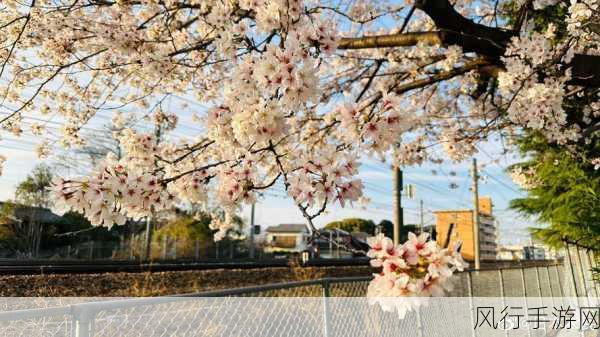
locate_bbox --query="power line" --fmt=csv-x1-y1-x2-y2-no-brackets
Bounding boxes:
483,169,521,194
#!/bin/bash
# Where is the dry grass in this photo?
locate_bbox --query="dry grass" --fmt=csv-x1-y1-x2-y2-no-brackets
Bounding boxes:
288,258,326,281
0,265,373,297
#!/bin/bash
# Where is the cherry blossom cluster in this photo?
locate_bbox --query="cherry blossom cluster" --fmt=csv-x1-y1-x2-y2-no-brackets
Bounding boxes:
440,128,477,161
0,155,5,176
508,166,539,190
497,28,577,144
216,163,259,207
335,92,418,158
50,160,174,228
170,170,211,204
567,0,599,38
497,2,598,145
366,233,467,313
117,129,160,167
288,147,364,208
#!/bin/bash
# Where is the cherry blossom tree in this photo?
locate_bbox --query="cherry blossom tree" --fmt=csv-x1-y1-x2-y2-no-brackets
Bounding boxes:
0,0,598,253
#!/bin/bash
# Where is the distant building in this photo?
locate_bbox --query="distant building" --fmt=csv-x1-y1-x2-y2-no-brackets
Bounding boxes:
0,201,62,224
528,236,561,260
263,224,310,254
497,245,525,260
434,197,498,262
523,245,546,260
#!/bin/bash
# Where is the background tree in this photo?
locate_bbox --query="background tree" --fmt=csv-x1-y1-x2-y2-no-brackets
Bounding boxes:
0,202,28,256
152,208,247,259
13,164,53,257
152,212,214,259
49,211,121,259
15,163,53,208
325,218,376,234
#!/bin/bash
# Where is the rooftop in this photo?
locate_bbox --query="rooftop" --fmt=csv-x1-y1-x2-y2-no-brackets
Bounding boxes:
0,201,62,223
265,224,309,233
433,209,494,217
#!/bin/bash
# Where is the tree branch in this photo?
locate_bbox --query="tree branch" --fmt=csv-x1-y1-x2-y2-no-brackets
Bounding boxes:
394,58,492,94
570,54,600,87
339,32,442,50
414,0,513,57
338,0,599,87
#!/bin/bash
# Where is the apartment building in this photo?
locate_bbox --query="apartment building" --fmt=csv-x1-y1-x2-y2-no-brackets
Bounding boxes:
434,197,498,262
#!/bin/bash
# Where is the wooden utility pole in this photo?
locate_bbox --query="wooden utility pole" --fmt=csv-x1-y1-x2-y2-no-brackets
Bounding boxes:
249,203,255,259
471,158,481,270
393,167,403,245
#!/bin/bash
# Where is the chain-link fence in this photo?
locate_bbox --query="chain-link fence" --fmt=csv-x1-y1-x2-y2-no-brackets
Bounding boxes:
0,263,598,337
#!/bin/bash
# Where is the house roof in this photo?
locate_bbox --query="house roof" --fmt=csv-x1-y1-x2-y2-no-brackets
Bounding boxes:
266,224,308,233
0,201,62,223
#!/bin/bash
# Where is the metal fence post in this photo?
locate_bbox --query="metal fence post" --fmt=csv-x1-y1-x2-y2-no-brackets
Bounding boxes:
88,241,94,260
555,265,565,297
416,304,424,337
322,279,330,337
73,307,94,337
575,245,590,299
519,268,535,337
499,269,509,337
520,267,528,298
545,267,556,308
534,267,543,296
467,272,477,337
565,242,580,297
322,279,331,298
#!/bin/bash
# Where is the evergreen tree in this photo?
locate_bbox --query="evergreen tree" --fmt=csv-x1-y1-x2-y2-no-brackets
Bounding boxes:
510,134,600,249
